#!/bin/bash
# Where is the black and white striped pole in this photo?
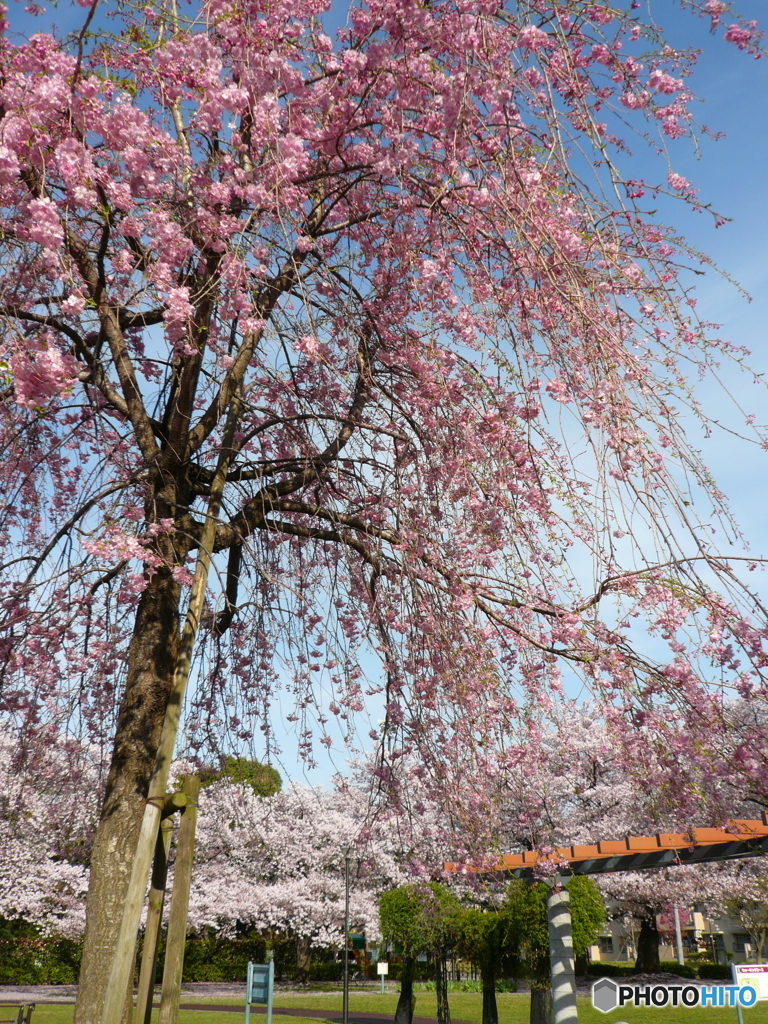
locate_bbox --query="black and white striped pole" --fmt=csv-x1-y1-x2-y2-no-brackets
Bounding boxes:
548,881,578,1024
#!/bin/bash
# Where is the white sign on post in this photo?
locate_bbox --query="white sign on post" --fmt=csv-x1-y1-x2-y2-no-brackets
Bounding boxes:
734,964,768,1000
377,961,389,995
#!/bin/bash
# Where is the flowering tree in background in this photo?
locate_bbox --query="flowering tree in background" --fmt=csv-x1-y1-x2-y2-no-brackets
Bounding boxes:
0,733,97,937
189,780,412,948
695,859,768,963
1,0,767,1018
596,868,705,971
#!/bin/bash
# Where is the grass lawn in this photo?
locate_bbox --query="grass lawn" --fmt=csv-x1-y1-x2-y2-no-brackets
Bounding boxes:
271,990,768,1021
7,990,767,1024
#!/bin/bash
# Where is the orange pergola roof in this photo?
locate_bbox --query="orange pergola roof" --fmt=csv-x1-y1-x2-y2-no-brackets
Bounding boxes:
445,816,768,878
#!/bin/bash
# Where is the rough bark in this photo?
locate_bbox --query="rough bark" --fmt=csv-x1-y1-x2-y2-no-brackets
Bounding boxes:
394,957,416,1024
73,569,181,1024
480,964,498,1024
529,986,552,1024
435,955,451,1024
295,936,312,985
634,912,661,973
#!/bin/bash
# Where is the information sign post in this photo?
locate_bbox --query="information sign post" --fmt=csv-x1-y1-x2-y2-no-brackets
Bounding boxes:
245,960,274,1024
377,961,388,995
732,963,768,1024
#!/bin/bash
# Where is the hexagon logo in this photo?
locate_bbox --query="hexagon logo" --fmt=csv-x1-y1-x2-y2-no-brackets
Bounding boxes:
592,977,619,1013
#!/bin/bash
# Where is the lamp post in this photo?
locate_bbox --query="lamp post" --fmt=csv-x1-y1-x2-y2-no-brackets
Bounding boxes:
343,847,351,1024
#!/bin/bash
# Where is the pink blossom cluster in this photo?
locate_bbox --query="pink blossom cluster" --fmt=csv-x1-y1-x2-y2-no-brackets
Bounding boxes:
9,337,81,408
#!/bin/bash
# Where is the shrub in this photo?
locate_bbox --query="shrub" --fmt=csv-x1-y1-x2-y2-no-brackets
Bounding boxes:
586,962,636,978
658,961,697,979
0,933,83,985
496,979,519,992
698,963,732,980
309,962,342,982
588,959,711,980
384,961,433,982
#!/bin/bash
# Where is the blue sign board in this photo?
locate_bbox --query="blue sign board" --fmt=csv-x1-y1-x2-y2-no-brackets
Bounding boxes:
245,959,274,1024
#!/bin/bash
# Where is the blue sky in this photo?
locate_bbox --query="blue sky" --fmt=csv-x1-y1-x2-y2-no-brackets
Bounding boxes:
7,0,767,784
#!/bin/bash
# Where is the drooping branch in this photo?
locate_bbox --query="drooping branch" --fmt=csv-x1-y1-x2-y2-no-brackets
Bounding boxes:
213,542,242,636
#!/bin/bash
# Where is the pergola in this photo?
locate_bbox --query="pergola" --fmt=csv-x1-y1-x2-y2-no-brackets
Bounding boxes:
444,817,768,1024
445,815,768,879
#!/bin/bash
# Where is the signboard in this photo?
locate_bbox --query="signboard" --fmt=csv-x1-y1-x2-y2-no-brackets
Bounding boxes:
245,960,274,1024
734,964,768,1001
377,962,389,975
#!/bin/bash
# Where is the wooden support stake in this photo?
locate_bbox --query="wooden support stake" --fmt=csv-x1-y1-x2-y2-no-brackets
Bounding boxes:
158,775,201,1024
135,818,174,1024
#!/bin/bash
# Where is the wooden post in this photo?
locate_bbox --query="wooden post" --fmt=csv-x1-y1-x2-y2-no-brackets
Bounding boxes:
135,817,174,1024
158,775,201,1024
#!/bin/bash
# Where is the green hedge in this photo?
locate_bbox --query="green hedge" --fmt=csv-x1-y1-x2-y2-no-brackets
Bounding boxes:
588,960,727,980
0,930,736,987
416,979,518,993
381,961,435,982
0,935,83,985
308,961,343,982
180,936,268,982
586,962,636,978
698,963,733,980
0,929,270,986
658,961,698,979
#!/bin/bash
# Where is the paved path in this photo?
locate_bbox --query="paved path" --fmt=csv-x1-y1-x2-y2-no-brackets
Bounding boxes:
169,1008,474,1023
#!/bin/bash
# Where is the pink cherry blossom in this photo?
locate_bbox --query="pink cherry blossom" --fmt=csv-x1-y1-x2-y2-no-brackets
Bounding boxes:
516,25,550,50
648,69,684,94
9,338,81,408
21,197,64,250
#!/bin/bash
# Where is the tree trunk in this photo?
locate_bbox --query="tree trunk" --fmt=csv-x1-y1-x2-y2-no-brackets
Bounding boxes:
394,957,416,1024
634,912,661,973
529,986,552,1024
574,952,589,975
295,935,312,984
435,954,451,1024
74,569,181,1024
480,965,498,1024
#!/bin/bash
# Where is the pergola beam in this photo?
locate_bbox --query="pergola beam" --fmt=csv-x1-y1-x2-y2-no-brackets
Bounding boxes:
445,817,768,880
